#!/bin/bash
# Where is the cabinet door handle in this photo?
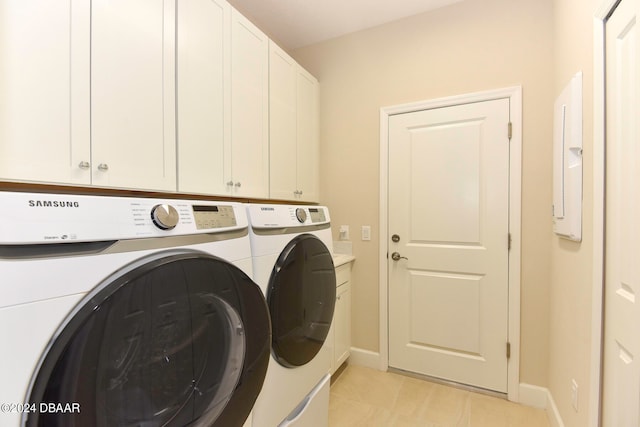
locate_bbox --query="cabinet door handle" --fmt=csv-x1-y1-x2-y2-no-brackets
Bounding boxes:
226,181,234,186
234,182,242,188
97,163,109,172
78,161,90,170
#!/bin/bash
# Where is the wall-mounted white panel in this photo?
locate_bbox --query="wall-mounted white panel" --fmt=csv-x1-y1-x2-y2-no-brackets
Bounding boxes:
553,71,583,241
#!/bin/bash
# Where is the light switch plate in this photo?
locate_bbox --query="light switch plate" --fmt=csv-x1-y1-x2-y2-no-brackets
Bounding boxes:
361,225,371,241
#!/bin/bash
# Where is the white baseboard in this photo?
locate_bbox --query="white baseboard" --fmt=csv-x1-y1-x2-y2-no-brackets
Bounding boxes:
519,383,548,409
519,383,565,427
346,347,381,370
546,390,565,427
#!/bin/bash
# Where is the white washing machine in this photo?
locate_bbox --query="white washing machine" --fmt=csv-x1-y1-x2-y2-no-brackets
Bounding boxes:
246,204,335,427
0,191,271,427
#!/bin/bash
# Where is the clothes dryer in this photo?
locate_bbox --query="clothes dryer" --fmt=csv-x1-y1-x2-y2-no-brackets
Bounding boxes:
246,204,335,427
0,192,270,427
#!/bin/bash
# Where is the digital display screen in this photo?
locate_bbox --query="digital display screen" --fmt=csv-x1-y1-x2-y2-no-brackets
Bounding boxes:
193,206,220,212
192,205,236,229
309,208,326,223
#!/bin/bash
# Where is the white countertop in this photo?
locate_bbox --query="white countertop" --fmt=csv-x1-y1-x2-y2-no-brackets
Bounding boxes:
333,253,355,267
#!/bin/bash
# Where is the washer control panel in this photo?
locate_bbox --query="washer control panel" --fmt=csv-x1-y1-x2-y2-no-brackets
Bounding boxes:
192,205,237,230
0,192,245,244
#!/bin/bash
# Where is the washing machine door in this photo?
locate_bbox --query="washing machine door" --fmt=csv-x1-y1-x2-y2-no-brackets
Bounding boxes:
267,234,336,368
23,250,270,427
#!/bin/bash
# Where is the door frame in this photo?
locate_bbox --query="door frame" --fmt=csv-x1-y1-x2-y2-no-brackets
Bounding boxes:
379,86,522,401
590,1,629,426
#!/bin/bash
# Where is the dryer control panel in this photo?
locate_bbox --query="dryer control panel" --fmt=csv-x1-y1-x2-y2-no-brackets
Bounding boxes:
246,204,331,229
0,192,247,244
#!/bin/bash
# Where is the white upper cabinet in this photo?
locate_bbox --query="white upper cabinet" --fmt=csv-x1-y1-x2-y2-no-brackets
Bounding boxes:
177,2,270,199
295,66,320,202
91,0,176,191
0,0,91,185
269,42,319,202
230,9,269,198
177,0,231,195
2,1,317,199
0,0,176,191
269,42,298,200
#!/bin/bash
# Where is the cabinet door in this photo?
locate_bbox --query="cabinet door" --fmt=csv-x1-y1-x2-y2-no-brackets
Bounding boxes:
91,0,176,191
177,0,231,195
269,41,298,200
334,281,351,369
296,68,320,202
230,9,269,198
0,0,90,185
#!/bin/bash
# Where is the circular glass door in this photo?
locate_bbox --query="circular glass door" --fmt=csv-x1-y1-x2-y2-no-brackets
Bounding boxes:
267,234,336,368
24,250,270,427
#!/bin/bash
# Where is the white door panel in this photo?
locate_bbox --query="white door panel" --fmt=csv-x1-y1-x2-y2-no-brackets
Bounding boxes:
602,0,640,424
388,99,510,392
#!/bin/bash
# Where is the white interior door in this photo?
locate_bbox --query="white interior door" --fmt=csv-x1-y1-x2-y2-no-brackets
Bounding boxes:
388,98,510,392
602,0,640,424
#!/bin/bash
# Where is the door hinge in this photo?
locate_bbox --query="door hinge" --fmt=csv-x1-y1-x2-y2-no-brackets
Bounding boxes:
507,122,513,140
506,342,511,359
508,233,512,250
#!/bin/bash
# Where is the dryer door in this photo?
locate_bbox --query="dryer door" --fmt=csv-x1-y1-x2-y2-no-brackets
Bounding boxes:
267,234,336,368
24,250,270,427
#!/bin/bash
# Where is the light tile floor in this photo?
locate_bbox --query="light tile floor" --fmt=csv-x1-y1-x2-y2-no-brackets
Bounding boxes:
329,365,550,427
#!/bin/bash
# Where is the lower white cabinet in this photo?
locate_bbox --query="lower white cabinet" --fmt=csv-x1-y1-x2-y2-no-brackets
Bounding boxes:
329,260,353,374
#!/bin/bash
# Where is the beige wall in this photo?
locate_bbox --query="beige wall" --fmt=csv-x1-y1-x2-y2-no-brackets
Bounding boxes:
293,0,554,387
549,0,599,426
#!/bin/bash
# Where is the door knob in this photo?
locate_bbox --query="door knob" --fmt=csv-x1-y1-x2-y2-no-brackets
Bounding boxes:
391,252,408,261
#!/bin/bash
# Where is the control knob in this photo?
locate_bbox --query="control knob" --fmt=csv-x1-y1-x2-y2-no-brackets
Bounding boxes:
151,204,179,230
295,208,307,223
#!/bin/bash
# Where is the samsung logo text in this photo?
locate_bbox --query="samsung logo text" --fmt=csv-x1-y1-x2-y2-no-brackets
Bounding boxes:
29,200,80,208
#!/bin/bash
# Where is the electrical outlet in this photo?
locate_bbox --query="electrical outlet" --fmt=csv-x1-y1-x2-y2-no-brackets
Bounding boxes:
339,225,350,241
571,379,578,411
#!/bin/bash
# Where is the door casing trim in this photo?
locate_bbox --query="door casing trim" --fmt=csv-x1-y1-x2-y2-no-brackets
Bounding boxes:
591,1,625,426
379,86,522,401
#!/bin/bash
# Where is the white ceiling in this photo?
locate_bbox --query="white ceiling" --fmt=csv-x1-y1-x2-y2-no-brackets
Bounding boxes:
226,0,463,50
